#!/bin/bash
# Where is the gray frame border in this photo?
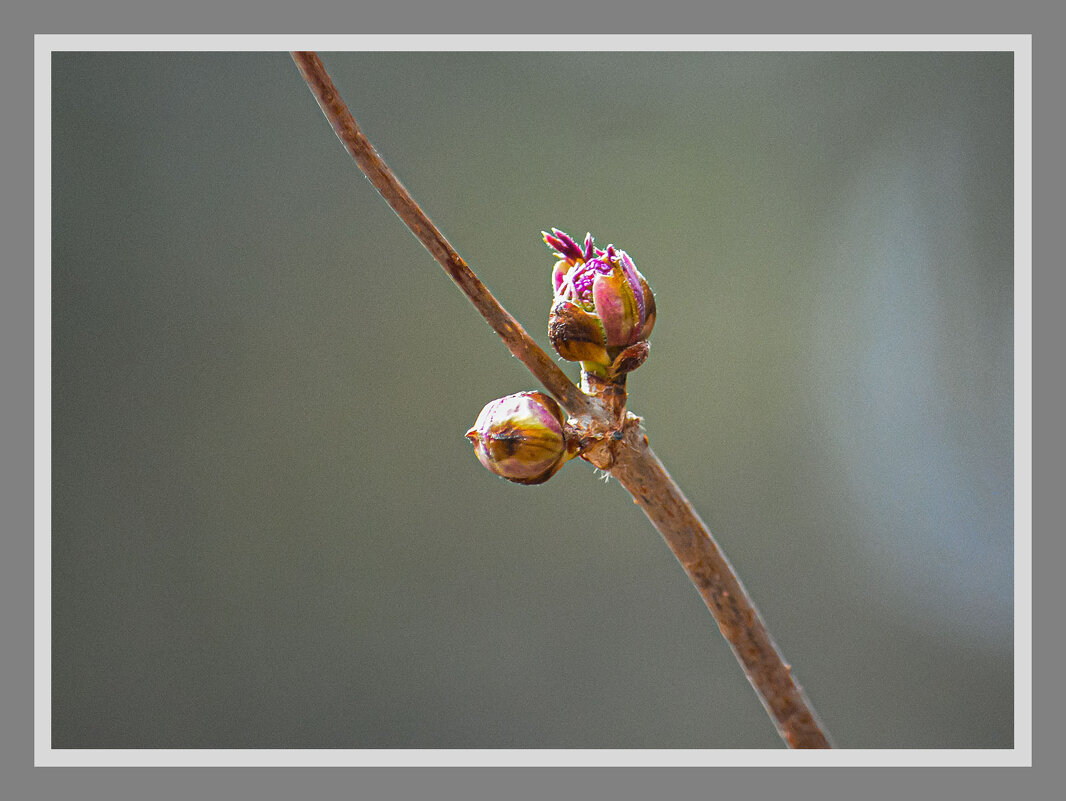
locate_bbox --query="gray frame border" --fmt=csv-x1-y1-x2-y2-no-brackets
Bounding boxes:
7,2,1054,799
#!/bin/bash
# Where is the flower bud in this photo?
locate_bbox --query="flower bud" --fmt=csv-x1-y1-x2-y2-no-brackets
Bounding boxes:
543,228,656,377
465,391,574,485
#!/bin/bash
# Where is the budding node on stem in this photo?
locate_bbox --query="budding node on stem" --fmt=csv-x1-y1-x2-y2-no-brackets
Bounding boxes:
291,51,833,747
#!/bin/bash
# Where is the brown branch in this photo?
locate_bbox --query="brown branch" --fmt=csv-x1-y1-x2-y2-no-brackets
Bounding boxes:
290,51,592,418
291,51,832,749
579,410,832,748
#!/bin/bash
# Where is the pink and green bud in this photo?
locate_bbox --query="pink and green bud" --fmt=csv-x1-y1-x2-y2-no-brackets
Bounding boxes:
543,229,656,377
465,391,575,485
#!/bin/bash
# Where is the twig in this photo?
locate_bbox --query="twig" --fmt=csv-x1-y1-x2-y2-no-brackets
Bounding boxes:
291,50,832,749
290,52,592,419
580,410,832,748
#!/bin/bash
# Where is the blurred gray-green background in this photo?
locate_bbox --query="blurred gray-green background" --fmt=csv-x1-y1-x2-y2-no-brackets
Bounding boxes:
51,51,1013,749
